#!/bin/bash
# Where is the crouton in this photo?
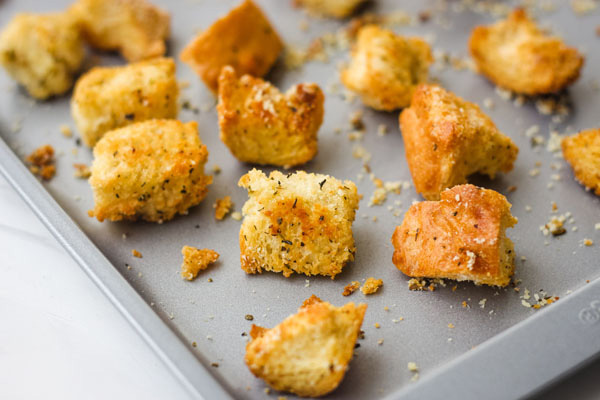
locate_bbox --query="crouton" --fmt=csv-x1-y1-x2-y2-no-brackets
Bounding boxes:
245,295,366,397
293,0,366,18
71,58,178,147
360,277,382,295
89,120,212,222
181,246,219,280
238,169,359,278
180,0,283,93
70,0,170,62
217,66,323,167
341,25,432,111
469,8,584,95
400,84,518,200
0,13,84,99
561,129,600,196
392,184,518,287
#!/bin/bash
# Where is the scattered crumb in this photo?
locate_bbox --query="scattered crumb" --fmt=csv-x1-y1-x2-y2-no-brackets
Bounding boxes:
211,164,221,174
407,362,419,372
213,196,233,220
377,339,384,345
211,362,219,368
374,322,381,329
132,249,142,258
181,246,219,280
26,145,56,180
231,211,242,221
583,238,593,246
343,281,360,296
407,278,427,291
60,124,72,137
447,323,455,329
73,163,91,179
245,314,254,321
192,341,197,347
361,277,383,295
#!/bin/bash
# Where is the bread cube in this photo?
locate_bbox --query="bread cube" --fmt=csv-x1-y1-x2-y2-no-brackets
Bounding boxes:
341,24,432,111
217,66,323,167
392,184,518,287
469,8,583,95
562,129,600,196
0,12,84,99
89,120,212,222
238,169,359,278
245,295,366,397
400,84,518,200
71,0,170,62
180,0,283,93
293,0,366,18
71,57,178,147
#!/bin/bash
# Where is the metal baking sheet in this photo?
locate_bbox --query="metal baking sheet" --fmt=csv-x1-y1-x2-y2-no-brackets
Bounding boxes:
1,1,599,399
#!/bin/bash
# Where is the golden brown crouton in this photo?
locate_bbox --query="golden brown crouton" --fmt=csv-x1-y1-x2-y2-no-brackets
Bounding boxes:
400,84,518,200
26,145,56,181
245,295,366,397
469,8,584,95
341,25,432,111
360,277,382,295
392,184,518,287
0,13,84,99
213,196,233,220
71,58,179,147
238,169,359,279
181,246,219,280
561,129,600,196
217,66,323,167
89,120,212,222
70,0,170,62
180,0,283,93
293,0,366,18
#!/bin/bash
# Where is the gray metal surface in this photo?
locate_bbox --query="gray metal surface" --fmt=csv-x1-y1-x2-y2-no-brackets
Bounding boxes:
1,1,599,399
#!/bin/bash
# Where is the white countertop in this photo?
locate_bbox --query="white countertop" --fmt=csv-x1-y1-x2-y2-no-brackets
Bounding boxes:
1,173,598,400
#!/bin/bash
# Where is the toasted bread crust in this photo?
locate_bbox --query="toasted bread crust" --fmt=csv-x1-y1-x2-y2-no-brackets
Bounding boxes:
562,129,600,196
89,120,212,222
180,0,283,93
70,0,170,62
238,169,359,278
400,84,518,200
469,8,583,95
245,296,366,397
392,184,518,287
71,58,178,147
0,12,84,99
217,66,323,167
341,25,432,111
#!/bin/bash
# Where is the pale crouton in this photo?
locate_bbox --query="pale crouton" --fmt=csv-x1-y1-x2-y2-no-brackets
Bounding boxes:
0,13,84,99
293,0,366,18
561,129,600,196
245,295,366,397
360,277,382,295
341,25,432,111
89,120,212,222
70,0,170,62
181,246,219,280
238,169,359,278
400,84,518,200
469,8,584,95
392,184,518,287
71,58,178,147
217,66,323,167
180,0,283,93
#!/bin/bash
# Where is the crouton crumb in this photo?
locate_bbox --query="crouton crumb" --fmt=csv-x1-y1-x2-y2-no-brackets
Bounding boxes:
26,145,56,181
60,124,73,137
213,196,233,220
132,249,142,258
583,238,593,246
181,246,219,281
73,163,91,179
407,278,427,291
361,277,383,295
343,281,360,296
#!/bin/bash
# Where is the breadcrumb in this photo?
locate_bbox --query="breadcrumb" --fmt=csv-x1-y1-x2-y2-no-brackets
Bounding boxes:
132,249,142,258
360,277,383,295
343,281,360,296
181,246,219,281
73,163,91,179
213,196,233,220
26,145,56,181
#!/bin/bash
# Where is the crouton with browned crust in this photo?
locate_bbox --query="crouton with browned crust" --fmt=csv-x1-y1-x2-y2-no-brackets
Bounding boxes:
562,129,600,196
